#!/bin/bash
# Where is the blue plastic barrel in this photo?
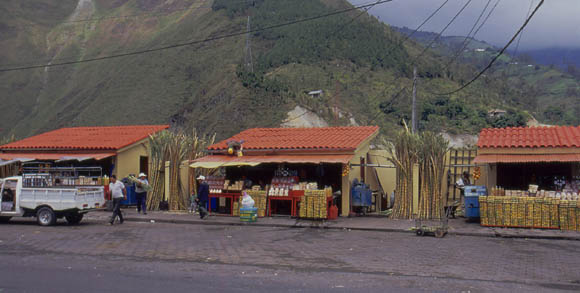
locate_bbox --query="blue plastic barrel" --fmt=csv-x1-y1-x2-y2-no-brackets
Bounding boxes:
121,185,137,206
465,196,480,218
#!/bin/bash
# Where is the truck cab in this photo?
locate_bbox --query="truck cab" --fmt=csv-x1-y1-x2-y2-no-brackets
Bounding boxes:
0,176,105,226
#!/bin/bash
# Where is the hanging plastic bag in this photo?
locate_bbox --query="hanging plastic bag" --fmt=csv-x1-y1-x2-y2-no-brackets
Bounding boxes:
241,191,255,208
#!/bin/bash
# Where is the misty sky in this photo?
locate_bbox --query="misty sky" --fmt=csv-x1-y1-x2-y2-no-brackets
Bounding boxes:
349,0,580,50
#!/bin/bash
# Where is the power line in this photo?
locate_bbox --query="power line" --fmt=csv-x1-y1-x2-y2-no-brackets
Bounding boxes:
0,0,394,73
0,1,244,68
410,0,474,65
1,0,381,69
423,0,501,94
5,0,251,31
512,0,535,59
400,0,450,43
361,0,456,125
284,0,386,126
365,0,465,125
443,0,494,70
435,0,545,95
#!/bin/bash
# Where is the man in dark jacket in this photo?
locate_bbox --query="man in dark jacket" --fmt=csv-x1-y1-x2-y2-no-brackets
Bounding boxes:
196,175,209,219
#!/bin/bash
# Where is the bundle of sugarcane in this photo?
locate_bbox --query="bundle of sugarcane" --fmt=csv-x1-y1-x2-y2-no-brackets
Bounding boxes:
147,130,171,210
127,175,152,192
188,129,217,198
147,129,216,211
417,132,448,220
387,125,420,219
166,132,190,211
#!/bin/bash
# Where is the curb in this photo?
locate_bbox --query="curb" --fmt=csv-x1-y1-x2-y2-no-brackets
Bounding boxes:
122,216,580,241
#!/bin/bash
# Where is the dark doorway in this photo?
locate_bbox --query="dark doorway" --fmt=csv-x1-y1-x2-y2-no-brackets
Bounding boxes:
140,156,149,175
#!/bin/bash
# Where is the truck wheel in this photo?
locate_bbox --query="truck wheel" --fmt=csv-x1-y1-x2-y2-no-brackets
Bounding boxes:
65,213,84,225
0,216,11,223
37,207,56,226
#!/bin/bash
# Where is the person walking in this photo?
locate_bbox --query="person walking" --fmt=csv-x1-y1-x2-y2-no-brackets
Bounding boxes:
196,175,209,219
108,175,127,225
135,173,149,215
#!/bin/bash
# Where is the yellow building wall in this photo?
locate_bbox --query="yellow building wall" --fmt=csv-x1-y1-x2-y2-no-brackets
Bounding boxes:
115,139,149,178
366,150,397,208
342,141,390,216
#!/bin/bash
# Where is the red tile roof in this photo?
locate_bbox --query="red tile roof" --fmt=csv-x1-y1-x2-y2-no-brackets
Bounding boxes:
478,126,580,148
208,126,379,152
0,152,116,161
193,154,353,165
0,125,169,151
474,154,580,163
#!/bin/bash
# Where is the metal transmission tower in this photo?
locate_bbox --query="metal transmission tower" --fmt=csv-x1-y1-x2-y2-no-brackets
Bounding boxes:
244,16,254,73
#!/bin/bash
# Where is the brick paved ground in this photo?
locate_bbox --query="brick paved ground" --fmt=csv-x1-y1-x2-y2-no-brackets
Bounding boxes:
87,209,580,240
1,216,579,292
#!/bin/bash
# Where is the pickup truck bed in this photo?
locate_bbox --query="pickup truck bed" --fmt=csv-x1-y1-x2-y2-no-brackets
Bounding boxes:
19,187,104,212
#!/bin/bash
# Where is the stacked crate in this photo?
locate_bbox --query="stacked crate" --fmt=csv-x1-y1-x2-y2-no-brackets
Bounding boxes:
479,197,561,229
299,189,329,219
559,200,580,231
237,190,267,217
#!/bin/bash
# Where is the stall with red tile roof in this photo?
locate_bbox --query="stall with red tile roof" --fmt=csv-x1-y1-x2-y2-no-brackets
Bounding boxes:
474,126,580,194
191,126,380,217
0,125,168,179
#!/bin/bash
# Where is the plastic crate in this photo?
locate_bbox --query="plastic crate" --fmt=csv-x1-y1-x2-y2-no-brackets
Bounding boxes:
464,185,487,197
240,207,258,222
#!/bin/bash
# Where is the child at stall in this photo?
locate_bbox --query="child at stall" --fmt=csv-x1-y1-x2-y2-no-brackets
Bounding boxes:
189,193,198,214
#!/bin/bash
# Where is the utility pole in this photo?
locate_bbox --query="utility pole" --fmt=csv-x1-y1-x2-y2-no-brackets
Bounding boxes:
412,66,417,133
244,16,254,73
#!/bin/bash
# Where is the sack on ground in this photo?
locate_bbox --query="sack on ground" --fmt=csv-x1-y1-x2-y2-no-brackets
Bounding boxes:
241,191,255,208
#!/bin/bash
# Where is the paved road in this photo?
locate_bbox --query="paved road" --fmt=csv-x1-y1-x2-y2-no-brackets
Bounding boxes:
1,218,579,292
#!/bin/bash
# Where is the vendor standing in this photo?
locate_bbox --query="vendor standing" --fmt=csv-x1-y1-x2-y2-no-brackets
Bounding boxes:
455,171,471,194
455,171,471,209
196,175,209,219
135,173,149,215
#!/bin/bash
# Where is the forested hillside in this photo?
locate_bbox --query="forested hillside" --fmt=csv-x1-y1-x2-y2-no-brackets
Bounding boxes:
0,0,577,141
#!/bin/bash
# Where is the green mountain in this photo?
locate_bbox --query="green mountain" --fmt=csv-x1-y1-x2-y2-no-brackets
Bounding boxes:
0,0,577,141
393,26,580,126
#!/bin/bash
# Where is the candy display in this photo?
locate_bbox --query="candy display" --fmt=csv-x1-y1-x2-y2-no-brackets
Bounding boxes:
299,188,332,219
233,190,267,217
479,196,580,230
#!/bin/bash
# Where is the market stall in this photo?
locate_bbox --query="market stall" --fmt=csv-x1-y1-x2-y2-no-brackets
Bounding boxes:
474,126,580,231
191,126,380,218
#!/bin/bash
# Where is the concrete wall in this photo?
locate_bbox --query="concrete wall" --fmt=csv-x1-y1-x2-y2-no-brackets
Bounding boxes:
341,143,372,216
366,150,397,208
115,139,149,178
341,141,390,216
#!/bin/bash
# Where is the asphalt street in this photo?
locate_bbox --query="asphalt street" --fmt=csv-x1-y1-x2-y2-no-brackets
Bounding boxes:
1,218,579,292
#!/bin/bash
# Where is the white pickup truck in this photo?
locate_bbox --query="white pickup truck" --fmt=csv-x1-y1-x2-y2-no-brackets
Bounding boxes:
0,176,105,226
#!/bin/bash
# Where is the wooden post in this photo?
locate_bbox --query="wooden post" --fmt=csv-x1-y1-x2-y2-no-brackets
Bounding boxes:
452,149,458,200
412,163,419,216
412,66,417,133
341,166,350,217
164,161,170,201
